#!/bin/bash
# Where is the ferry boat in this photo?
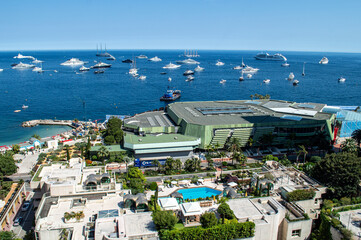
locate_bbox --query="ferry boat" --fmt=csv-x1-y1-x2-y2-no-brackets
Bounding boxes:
319,57,329,64
148,56,162,62
91,61,112,69
194,65,204,72
160,89,181,101
61,58,86,66
255,53,287,61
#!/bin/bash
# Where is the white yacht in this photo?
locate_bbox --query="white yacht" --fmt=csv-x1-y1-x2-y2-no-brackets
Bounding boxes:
319,57,329,64
281,62,290,67
79,66,90,72
215,60,225,66
0,69,3,72
183,70,194,76
241,66,259,74
129,67,138,75
148,56,162,62
136,55,148,59
239,72,244,81
255,53,287,61
12,62,35,69
186,75,195,82
139,75,147,80
176,58,200,64
233,65,242,70
22,105,28,109
263,79,271,84
220,79,226,84
288,72,295,80
293,80,299,86
32,67,44,73
247,74,253,79
91,61,112,68
168,77,172,82
14,53,35,60
163,62,181,69
32,58,43,64
194,65,204,72
61,58,87,66
338,77,346,82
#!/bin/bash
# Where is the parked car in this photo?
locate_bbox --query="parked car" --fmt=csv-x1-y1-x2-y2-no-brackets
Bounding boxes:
13,217,23,226
21,201,30,212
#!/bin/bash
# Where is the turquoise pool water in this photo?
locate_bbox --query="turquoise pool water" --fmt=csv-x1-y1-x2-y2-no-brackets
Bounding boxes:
177,187,222,200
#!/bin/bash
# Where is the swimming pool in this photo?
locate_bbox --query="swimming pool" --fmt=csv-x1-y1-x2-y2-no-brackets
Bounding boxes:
176,187,222,200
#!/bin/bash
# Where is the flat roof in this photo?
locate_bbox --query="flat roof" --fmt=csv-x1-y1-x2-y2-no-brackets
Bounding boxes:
167,99,333,126
124,212,157,238
124,111,175,128
124,133,199,145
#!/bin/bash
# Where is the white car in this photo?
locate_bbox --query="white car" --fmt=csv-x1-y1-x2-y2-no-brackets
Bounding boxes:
13,217,23,226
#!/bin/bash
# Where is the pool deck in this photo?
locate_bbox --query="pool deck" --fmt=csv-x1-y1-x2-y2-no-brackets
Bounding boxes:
154,181,224,198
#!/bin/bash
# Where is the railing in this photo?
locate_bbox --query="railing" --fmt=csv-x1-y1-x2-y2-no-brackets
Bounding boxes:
0,183,25,224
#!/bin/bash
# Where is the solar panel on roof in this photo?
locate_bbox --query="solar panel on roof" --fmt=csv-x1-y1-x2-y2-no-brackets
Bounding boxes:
280,115,303,121
98,209,119,218
298,104,316,109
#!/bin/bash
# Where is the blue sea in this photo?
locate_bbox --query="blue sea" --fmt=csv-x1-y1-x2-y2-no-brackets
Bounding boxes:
1,50,361,146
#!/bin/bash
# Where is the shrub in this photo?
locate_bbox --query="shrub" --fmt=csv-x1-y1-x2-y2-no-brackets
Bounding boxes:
200,212,218,228
286,189,316,202
159,221,255,240
149,182,158,191
152,211,178,230
340,197,352,206
217,202,236,220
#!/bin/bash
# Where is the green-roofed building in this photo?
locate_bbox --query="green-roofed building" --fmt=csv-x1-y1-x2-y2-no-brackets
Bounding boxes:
90,145,128,158
123,99,336,156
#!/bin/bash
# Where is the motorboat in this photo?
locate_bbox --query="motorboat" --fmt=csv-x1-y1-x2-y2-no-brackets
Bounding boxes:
139,75,147,80
319,57,329,64
220,79,226,84
122,59,133,63
130,73,139,77
160,89,181,101
242,66,259,74
32,67,44,73
148,56,162,62
215,60,225,66
163,62,181,69
79,66,90,72
338,77,346,82
160,72,167,75
194,65,204,72
61,58,87,66
183,70,194,76
32,58,43,63
233,65,242,70
14,110,21,113
0,69,3,72
288,72,295,80
263,79,271,84
91,61,112,69
247,74,253,79
12,62,35,69
293,80,299,86
14,53,35,60
281,62,290,67
176,58,200,64
168,77,172,82
186,75,194,81
107,55,116,61
255,52,287,61
94,70,105,74
22,105,28,109
239,72,244,81
136,55,148,59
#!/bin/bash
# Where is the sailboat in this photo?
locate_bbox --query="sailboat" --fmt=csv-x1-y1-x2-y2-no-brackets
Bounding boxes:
96,44,111,57
302,62,306,76
241,57,246,67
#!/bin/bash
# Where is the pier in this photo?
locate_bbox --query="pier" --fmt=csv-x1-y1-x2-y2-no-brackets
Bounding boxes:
21,119,76,128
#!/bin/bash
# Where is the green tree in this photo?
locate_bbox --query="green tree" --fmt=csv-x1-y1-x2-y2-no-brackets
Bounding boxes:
149,182,158,191
164,157,175,174
175,159,182,172
217,202,236,222
66,146,70,161
104,135,115,145
0,231,20,240
31,134,41,140
227,137,241,154
12,144,20,154
153,159,161,172
312,152,361,198
152,211,178,230
341,138,358,154
127,167,146,182
200,212,218,228
206,155,214,169
97,146,109,164
127,167,146,194
298,145,308,164
184,158,201,172
104,117,124,143
0,152,17,177
86,136,91,159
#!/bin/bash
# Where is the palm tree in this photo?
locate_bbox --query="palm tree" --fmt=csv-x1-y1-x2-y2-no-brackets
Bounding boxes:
299,145,308,164
153,159,161,172
227,137,241,153
175,159,182,172
97,146,110,164
341,138,358,153
122,156,132,171
352,129,361,147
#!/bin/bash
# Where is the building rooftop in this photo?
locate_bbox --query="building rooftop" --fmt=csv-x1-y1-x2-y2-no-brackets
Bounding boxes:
180,202,203,216
124,111,175,129
158,198,180,211
124,212,157,239
167,99,333,126
90,145,127,152
124,133,199,145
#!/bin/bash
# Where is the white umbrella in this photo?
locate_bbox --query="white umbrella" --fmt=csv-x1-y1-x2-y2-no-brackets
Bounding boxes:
171,181,177,185
178,180,188,185
228,182,237,187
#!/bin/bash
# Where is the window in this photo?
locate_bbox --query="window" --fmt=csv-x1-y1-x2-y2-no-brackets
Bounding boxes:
292,229,301,237
314,198,318,204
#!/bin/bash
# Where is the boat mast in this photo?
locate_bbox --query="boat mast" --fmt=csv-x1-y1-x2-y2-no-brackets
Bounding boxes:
96,44,98,55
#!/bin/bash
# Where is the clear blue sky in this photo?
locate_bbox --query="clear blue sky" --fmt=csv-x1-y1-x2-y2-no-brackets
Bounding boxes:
1,0,361,52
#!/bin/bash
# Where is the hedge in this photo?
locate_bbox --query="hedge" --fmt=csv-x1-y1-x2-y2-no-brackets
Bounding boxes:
286,189,315,202
159,221,255,240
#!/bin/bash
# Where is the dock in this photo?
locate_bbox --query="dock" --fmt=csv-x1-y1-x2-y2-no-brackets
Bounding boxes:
21,119,75,128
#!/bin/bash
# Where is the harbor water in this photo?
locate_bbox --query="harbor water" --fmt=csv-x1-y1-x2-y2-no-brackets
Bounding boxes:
1,50,361,145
